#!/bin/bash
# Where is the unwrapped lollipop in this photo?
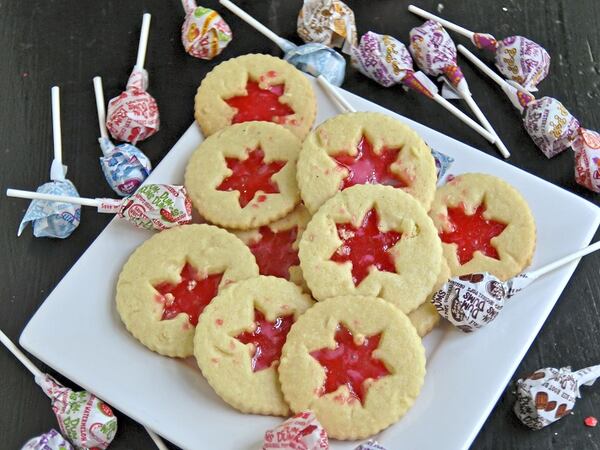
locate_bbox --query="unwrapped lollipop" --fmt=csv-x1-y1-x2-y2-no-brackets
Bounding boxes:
431,241,600,332
408,5,550,92
514,364,600,429
297,0,357,54
22,429,74,450
107,14,159,144
8,184,192,232
18,86,81,239
262,411,328,449
181,0,232,59
93,76,152,196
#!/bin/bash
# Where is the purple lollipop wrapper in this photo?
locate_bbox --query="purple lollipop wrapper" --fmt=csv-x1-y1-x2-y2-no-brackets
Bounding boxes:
21,429,73,450
573,128,600,193
99,137,152,196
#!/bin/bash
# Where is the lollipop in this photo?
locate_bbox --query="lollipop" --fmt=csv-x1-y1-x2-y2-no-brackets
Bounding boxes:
431,240,600,332
22,429,73,450
218,0,353,113
457,45,592,163
262,411,328,449
106,14,159,144
93,76,151,196
409,20,510,158
573,128,600,193
408,5,550,92
350,31,495,143
180,0,232,59
18,86,81,239
514,365,600,430
8,184,192,232
297,0,357,54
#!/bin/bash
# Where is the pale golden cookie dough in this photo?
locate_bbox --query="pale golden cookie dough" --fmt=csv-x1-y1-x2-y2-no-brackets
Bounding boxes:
185,121,302,229
299,184,442,313
195,54,317,140
233,204,311,288
194,276,313,416
116,224,258,358
279,296,426,440
297,112,437,214
429,173,536,281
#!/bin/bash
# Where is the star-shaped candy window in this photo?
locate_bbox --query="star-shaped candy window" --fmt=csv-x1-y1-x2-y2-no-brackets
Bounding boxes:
330,208,402,285
332,136,407,190
154,262,223,326
248,226,300,280
235,309,294,372
217,148,286,208
310,324,390,405
224,80,294,124
439,204,507,265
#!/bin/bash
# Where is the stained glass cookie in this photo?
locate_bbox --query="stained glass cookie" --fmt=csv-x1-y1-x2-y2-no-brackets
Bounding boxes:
194,276,313,416
194,54,317,140
296,112,437,214
116,224,259,357
278,295,426,440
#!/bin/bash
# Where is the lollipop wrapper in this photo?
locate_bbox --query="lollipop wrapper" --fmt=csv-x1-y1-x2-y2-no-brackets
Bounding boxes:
182,5,232,60
500,81,535,114
100,184,193,231
573,128,600,193
284,42,346,86
106,68,160,144
471,32,498,52
494,36,550,92
22,429,73,450
18,179,81,239
431,273,507,332
35,374,117,449
99,138,152,196
523,96,580,158
262,411,328,449
354,441,387,450
430,148,454,183
297,0,357,54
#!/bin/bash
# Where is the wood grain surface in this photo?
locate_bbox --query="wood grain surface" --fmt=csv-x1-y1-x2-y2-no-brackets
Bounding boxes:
0,0,599,448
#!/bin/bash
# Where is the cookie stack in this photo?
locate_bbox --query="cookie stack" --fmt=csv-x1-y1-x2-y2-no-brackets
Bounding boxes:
115,54,536,441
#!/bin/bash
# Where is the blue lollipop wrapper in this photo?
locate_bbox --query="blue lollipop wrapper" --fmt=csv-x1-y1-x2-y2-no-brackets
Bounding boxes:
283,42,346,86
21,429,73,450
99,137,152,196
18,179,81,239
430,148,454,182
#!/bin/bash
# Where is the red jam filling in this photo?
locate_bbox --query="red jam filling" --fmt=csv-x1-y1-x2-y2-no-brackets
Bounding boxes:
154,263,223,326
330,208,402,286
332,136,406,190
235,309,294,372
217,148,285,208
439,204,507,265
310,325,390,405
224,81,294,124
248,226,299,280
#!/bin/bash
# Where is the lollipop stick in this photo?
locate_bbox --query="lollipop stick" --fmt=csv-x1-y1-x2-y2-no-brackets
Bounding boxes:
317,75,355,113
51,86,62,166
6,188,100,207
462,94,510,158
93,77,109,139
135,13,152,70
527,241,600,281
430,93,496,143
408,5,475,39
457,45,507,89
0,328,43,379
219,0,289,50
145,428,169,450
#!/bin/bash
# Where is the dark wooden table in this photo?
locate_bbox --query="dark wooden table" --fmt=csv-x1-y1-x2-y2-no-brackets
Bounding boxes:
1,1,599,448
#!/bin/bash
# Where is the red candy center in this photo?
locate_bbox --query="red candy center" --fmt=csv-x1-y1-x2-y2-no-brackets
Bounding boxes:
310,325,390,405
225,81,294,124
217,148,285,208
439,204,507,265
333,136,406,190
248,226,299,280
330,208,402,285
235,309,294,372
154,263,223,326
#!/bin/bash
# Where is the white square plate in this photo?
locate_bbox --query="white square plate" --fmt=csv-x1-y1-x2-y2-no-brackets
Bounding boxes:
20,77,600,450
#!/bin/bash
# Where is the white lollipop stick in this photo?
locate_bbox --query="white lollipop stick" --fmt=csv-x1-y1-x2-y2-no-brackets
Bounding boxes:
316,75,355,113
51,86,62,167
7,188,105,208
462,93,510,158
408,5,475,40
457,45,508,88
145,428,169,450
429,93,495,143
93,76,109,139
135,13,152,70
527,241,600,281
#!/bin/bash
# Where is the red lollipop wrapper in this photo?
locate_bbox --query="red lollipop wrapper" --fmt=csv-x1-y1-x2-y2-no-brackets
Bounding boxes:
573,128,600,193
514,365,600,430
106,67,160,144
262,411,328,450
35,374,117,449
